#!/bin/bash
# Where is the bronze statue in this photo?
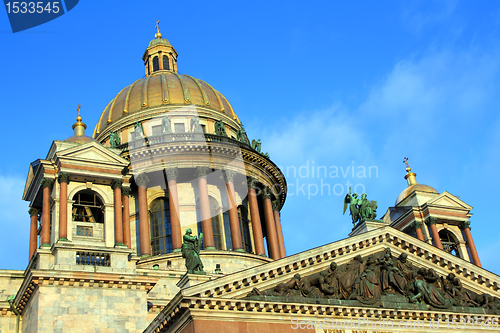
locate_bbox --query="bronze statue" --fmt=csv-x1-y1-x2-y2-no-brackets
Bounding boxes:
378,248,407,295
134,121,145,139
353,255,381,304
251,139,261,153
109,130,120,147
248,273,301,297
161,116,172,134
236,124,250,144
214,119,227,137
181,228,204,274
339,254,364,299
395,253,416,283
409,271,454,309
343,188,360,226
190,117,203,133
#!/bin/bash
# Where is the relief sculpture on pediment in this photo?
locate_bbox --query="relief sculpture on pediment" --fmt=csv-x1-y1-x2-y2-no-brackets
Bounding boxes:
246,248,500,315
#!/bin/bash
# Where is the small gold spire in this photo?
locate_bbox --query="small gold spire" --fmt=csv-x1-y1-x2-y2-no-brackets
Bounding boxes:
72,104,87,136
403,157,417,186
155,20,162,39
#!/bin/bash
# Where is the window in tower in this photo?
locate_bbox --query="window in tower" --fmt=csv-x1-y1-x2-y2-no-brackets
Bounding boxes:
147,61,150,75
163,55,170,70
438,229,460,258
238,203,252,253
174,123,185,133
153,56,160,72
72,190,104,223
150,197,173,255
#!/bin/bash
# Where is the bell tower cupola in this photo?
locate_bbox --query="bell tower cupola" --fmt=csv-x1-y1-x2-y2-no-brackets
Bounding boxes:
142,20,178,76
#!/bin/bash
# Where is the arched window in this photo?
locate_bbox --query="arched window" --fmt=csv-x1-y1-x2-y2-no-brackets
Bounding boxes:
238,204,252,253
439,229,460,257
150,198,172,255
72,190,104,223
147,61,150,75
153,56,159,72
163,55,169,70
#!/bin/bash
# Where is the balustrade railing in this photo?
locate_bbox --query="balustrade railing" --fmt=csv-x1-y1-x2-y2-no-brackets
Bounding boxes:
76,251,111,266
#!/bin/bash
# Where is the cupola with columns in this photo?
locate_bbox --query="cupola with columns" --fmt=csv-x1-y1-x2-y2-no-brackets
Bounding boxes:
22,27,289,296
382,158,481,267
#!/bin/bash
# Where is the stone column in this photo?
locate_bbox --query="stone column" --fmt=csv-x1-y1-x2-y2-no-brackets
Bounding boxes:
262,187,280,260
28,208,39,260
40,178,54,248
224,170,243,252
136,173,151,257
272,200,286,258
460,221,481,267
122,187,132,248
412,220,425,241
247,177,265,255
196,167,215,250
166,168,182,252
111,179,124,246
57,173,70,241
426,217,443,250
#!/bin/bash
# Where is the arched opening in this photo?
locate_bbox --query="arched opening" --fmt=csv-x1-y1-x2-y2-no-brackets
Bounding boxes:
163,55,169,70
238,204,252,253
439,229,460,257
150,197,172,255
153,56,159,72
72,190,104,238
72,190,104,223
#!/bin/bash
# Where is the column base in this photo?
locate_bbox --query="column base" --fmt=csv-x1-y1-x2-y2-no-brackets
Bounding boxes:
140,254,151,259
40,243,51,248
57,238,70,242
233,248,246,253
258,253,267,257
114,242,127,248
173,248,182,253
203,246,216,251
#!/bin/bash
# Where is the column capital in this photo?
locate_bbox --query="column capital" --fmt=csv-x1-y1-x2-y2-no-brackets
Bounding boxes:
111,179,124,189
425,217,438,225
272,200,280,211
262,187,272,199
135,173,149,187
122,187,132,196
411,221,423,229
41,178,54,189
460,220,471,230
223,170,237,183
246,176,259,189
57,172,70,184
165,168,178,181
28,207,39,216
195,166,211,178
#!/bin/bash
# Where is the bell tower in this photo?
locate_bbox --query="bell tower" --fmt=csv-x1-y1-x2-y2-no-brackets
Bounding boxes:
142,20,178,75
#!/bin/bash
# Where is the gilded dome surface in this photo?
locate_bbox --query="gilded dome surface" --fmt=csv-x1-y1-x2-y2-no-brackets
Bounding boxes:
395,184,438,206
93,70,239,138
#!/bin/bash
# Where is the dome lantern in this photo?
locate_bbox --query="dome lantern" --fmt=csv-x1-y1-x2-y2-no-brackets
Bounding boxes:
142,20,178,75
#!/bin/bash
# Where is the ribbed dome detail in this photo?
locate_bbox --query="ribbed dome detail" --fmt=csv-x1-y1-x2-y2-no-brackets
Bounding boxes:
93,70,239,138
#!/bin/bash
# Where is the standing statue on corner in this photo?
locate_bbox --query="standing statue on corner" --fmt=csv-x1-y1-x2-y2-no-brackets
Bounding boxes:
182,228,204,274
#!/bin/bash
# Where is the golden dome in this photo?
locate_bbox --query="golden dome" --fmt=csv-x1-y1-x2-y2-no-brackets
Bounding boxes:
93,70,239,138
395,183,438,206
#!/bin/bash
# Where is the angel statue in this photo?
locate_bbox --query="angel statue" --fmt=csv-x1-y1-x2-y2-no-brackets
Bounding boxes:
181,228,204,274
109,130,120,148
251,139,262,153
343,187,360,226
134,121,145,139
190,117,203,133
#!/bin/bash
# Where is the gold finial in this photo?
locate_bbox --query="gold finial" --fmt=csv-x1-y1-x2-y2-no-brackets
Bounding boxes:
155,20,162,39
72,103,87,135
76,104,82,122
403,157,417,186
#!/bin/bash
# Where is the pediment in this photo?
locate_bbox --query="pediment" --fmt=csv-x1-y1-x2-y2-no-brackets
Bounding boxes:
181,226,500,311
55,142,129,167
427,191,472,210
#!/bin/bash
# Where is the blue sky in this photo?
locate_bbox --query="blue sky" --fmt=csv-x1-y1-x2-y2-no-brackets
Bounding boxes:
1,1,499,275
